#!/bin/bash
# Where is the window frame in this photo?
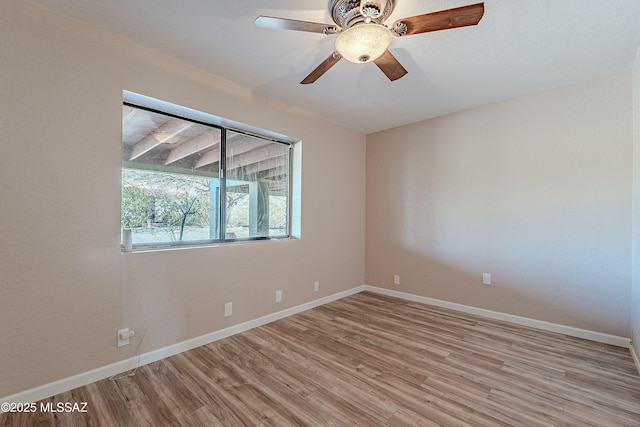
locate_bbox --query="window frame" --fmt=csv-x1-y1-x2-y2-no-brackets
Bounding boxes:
121,101,293,251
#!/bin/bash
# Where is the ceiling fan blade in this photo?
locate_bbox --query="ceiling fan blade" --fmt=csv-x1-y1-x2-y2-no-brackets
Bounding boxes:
255,16,338,34
300,52,342,84
374,50,408,82
392,3,484,37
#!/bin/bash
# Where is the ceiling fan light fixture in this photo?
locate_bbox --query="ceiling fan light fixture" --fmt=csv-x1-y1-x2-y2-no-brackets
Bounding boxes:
335,23,392,63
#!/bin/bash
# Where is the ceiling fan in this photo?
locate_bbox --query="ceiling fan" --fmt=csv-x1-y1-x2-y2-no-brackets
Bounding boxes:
255,0,484,84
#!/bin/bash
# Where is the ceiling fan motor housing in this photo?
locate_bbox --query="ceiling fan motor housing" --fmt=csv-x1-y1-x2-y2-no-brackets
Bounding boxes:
330,0,396,28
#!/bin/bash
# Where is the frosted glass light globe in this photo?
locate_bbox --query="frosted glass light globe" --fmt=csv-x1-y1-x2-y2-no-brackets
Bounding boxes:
335,23,392,63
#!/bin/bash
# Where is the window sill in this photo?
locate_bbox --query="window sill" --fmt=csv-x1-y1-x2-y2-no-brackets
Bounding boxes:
121,236,298,254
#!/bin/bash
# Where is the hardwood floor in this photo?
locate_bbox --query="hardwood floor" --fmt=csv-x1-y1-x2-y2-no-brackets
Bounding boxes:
3,291,640,426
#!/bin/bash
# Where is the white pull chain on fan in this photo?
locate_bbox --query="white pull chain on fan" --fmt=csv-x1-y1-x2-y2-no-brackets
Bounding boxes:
256,1,484,84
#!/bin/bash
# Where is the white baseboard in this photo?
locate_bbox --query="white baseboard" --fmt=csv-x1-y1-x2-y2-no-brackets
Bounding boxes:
631,346,640,376
1,285,365,408
2,284,633,409
364,285,631,348
631,326,640,375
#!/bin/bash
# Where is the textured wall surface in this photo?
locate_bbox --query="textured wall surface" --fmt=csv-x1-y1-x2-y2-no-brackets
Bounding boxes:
2,0,638,400
632,50,640,358
0,0,365,398
366,72,633,337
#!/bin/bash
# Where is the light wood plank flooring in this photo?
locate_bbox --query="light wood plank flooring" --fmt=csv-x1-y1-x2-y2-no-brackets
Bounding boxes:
3,291,640,426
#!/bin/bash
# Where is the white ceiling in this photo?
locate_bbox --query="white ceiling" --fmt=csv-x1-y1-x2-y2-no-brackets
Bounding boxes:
25,0,640,134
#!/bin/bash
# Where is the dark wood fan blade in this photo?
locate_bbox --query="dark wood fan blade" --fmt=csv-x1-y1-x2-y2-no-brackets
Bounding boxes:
301,52,342,84
374,50,408,82
392,3,484,36
255,16,338,34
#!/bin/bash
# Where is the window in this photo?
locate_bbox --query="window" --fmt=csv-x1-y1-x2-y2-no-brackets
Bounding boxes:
121,102,291,250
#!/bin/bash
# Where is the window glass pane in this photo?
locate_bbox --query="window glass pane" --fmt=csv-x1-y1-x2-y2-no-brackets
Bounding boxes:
122,105,221,175
122,105,222,247
121,103,291,249
121,169,216,244
225,131,290,240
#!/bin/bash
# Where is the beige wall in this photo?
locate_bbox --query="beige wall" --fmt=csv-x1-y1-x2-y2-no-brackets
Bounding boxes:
366,72,633,337
0,0,365,397
2,0,638,400
632,49,640,357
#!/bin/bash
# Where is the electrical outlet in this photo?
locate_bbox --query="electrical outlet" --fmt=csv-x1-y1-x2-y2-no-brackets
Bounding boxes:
482,273,492,285
117,328,134,347
314,281,319,292
276,290,282,303
394,275,400,285
224,302,233,317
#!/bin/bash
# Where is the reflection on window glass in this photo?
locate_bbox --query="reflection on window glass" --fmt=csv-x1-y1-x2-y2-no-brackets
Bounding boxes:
121,103,290,249
225,131,289,240
121,169,215,244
